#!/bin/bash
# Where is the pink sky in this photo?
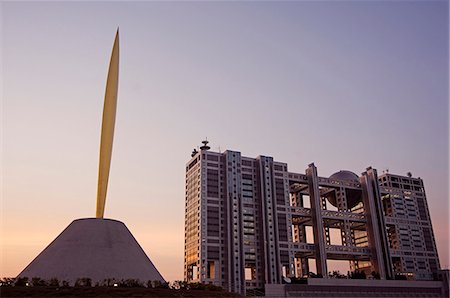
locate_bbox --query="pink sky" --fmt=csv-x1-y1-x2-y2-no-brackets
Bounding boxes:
2,2,448,281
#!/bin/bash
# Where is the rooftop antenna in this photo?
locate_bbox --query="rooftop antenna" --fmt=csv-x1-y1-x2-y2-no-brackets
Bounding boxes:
200,138,210,151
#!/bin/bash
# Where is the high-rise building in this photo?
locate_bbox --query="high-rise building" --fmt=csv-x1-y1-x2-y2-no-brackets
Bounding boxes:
184,142,441,294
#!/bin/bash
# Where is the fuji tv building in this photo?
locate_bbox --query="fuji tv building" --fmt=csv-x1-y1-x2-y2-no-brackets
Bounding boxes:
184,141,447,297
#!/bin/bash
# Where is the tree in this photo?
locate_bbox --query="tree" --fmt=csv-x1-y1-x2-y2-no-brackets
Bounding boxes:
61,280,70,287
349,270,366,279
329,270,346,279
31,277,47,286
1,277,16,287
171,280,188,290
371,271,381,280
75,277,92,287
49,278,60,287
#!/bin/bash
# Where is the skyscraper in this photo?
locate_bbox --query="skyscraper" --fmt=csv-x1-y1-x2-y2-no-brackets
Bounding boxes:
184,142,440,294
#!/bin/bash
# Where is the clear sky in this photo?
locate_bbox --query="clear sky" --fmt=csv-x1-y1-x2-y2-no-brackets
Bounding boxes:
1,1,449,281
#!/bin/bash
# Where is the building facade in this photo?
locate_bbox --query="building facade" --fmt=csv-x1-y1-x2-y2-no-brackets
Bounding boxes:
183,143,441,294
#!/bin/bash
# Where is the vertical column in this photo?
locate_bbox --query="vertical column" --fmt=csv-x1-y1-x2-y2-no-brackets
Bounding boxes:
360,167,394,279
341,221,353,247
416,179,441,274
200,153,207,282
184,152,202,283
278,164,296,278
336,188,353,246
225,151,245,294
257,156,281,285
306,163,327,277
336,188,348,211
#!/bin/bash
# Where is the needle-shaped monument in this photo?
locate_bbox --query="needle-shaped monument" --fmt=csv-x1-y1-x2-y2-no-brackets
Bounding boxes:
96,29,119,219
17,30,165,285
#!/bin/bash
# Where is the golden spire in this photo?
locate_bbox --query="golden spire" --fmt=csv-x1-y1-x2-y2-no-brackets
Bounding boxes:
96,29,119,218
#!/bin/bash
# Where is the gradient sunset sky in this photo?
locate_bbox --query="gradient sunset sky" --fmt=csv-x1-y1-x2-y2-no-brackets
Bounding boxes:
2,1,449,281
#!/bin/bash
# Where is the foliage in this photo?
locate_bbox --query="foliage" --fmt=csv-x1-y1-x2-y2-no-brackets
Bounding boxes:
1,277,16,287
145,280,169,289
329,270,347,279
102,278,117,287
1,277,233,296
118,279,144,287
31,277,47,286
187,282,223,291
349,270,366,279
74,277,92,287
204,283,223,291
156,280,170,289
171,280,189,290
371,271,381,280
61,280,70,287
48,278,60,287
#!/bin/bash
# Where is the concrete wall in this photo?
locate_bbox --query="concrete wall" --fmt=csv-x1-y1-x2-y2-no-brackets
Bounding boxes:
265,279,446,297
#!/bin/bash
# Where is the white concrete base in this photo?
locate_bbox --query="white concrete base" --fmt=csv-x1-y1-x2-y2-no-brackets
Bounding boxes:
17,218,165,285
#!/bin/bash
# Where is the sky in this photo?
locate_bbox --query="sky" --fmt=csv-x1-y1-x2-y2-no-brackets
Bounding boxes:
1,1,449,282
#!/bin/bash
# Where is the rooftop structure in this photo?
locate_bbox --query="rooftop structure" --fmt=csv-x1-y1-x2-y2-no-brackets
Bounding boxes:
184,142,440,294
